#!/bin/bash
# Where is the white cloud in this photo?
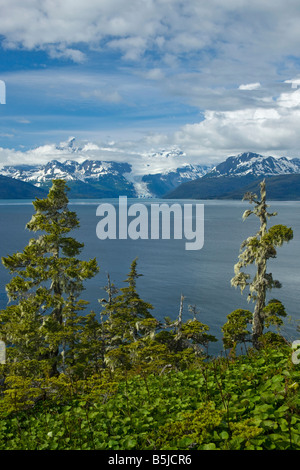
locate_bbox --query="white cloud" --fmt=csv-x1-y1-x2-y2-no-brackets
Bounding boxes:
277,88,300,108
2,1,300,119
80,89,122,103
47,46,86,64
1,0,300,71
2,85,300,166
107,36,148,61
171,87,300,160
16,119,31,124
2,1,300,165
239,83,261,91
285,78,300,89
140,68,165,81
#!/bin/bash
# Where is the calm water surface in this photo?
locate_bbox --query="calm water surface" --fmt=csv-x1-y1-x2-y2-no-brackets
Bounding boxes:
0,198,299,354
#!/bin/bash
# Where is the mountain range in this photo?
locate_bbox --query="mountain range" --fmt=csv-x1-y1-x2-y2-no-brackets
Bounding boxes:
205,152,300,177
165,152,300,200
1,144,300,200
0,137,212,198
0,159,212,199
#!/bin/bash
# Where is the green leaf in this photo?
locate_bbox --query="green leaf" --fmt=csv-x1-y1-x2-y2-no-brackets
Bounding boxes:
202,443,217,450
220,431,229,440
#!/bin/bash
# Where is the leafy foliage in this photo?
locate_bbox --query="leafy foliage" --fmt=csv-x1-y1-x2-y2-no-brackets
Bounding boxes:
0,178,299,451
0,347,299,450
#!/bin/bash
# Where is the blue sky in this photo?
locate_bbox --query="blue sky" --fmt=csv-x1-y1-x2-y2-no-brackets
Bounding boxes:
1,0,300,167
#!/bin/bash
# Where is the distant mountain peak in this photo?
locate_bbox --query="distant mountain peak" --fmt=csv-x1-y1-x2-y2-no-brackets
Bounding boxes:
206,152,300,178
237,151,264,158
56,137,82,153
149,147,186,159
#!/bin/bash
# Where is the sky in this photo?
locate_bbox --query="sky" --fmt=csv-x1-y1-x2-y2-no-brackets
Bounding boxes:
1,0,300,167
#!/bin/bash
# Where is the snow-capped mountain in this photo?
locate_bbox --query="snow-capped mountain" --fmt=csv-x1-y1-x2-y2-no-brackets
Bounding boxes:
207,152,300,177
55,136,82,153
0,160,136,198
0,157,211,198
1,159,132,185
0,137,213,198
141,164,212,197
165,152,300,200
2,140,300,199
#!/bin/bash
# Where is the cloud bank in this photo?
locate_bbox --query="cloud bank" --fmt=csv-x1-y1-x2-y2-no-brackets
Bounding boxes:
1,1,300,162
1,81,300,168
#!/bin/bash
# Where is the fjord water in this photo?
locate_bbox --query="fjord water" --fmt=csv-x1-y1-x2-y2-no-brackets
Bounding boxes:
0,198,299,355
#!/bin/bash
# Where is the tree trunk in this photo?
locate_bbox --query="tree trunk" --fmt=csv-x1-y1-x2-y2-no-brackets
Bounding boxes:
252,254,267,349
252,298,264,349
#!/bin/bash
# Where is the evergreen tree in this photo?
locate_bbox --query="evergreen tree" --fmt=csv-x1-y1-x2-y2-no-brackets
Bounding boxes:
102,259,162,370
157,299,217,366
231,180,293,348
102,258,155,349
60,309,105,378
221,308,253,351
0,179,99,376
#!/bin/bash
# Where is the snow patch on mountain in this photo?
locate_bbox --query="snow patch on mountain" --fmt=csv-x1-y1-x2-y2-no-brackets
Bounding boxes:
207,152,300,178
123,172,153,198
0,159,130,187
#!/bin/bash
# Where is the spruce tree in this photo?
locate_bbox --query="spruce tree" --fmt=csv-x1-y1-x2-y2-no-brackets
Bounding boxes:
231,180,293,349
0,179,99,376
102,259,161,371
102,258,155,348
